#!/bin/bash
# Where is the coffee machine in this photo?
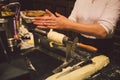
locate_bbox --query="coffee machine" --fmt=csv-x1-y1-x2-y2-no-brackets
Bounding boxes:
0,1,21,62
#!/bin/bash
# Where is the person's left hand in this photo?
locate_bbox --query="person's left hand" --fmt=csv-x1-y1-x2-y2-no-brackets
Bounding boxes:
32,9,72,30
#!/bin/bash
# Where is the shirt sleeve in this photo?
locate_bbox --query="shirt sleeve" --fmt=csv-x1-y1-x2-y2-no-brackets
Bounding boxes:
98,0,120,37
68,0,80,22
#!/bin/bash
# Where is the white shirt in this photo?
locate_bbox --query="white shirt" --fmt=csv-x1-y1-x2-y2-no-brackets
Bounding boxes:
69,0,120,39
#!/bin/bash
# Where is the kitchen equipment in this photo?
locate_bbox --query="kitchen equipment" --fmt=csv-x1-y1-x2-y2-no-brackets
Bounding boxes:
0,2,21,53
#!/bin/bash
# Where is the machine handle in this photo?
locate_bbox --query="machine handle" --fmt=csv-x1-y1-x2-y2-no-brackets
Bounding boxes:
77,43,98,52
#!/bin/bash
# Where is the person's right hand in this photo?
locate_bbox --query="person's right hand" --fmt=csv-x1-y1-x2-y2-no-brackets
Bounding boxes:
32,9,56,28
32,9,72,30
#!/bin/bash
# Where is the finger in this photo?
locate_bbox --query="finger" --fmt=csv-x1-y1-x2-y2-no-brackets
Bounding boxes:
33,20,55,24
36,25,48,29
32,19,54,24
45,9,55,17
33,22,43,25
32,20,45,23
55,12,63,17
33,16,52,20
33,21,56,27
36,25,55,29
43,22,56,26
47,26,59,29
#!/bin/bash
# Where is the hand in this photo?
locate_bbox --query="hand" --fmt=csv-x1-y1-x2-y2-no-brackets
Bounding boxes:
32,9,55,28
32,9,72,29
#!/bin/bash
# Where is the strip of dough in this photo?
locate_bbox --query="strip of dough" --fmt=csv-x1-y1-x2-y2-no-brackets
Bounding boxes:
46,55,110,80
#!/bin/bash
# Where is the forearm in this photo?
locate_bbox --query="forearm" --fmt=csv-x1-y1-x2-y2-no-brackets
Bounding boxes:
65,22,107,38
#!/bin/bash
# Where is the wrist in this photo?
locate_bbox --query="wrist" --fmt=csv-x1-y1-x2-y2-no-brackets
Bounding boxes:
64,20,74,30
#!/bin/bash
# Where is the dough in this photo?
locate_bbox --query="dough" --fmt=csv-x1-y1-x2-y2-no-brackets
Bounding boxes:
46,55,110,80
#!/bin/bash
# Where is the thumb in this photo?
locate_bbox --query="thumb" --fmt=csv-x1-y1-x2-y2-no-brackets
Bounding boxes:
45,9,55,17
55,12,63,17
